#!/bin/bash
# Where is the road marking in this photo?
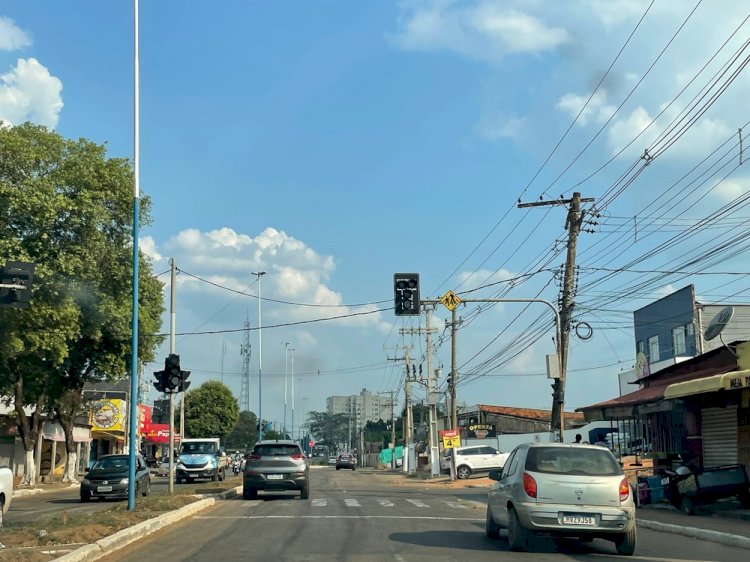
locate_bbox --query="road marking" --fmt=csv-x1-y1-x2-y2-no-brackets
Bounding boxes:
312,499,327,507
243,500,261,507
444,501,468,509
377,499,394,507
406,499,429,508
344,498,361,507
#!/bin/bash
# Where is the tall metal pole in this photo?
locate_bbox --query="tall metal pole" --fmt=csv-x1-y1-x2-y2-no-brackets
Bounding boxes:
168,259,176,496
252,272,266,440
283,342,290,436
426,308,439,477
450,308,458,430
127,0,141,512
290,348,295,439
404,348,413,474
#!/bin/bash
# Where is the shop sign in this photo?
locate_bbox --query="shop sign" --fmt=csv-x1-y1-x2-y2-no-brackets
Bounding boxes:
467,423,496,439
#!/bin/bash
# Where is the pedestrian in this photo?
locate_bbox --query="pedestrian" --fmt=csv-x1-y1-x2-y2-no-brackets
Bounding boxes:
574,433,582,444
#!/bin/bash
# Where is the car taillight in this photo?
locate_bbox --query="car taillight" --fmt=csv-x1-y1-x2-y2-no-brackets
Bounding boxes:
290,453,306,460
248,454,261,461
523,472,537,498
619,478,630,501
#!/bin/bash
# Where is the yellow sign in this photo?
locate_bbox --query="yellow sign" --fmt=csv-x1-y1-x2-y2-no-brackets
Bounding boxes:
440,290,461,311
442,434,461,448
91,399,126,433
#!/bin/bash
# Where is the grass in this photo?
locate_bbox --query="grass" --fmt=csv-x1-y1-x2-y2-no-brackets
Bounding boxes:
0,476,242,562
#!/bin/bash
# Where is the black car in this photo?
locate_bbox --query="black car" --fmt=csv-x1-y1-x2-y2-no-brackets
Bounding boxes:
335,453,356,470
80,454,151,502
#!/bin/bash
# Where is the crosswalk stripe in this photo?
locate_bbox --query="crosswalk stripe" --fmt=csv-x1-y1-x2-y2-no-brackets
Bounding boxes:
444,501,468,509
344,498,361,507
377,499,394,507
243,500,262,507
312,499,327,507
406,499,429,508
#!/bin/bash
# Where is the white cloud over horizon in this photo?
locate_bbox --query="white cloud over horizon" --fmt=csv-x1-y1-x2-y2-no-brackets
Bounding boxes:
0,57,63,127
0,16,31,51
391,1,568,62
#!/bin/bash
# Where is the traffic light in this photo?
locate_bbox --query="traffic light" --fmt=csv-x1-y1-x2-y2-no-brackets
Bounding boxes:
393,273,420,316
0,261,35,309
166,354,181,390
178,368,191,393
153,369,169,393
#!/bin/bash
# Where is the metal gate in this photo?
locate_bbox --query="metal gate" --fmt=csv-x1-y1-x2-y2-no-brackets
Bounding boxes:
702,406,737,467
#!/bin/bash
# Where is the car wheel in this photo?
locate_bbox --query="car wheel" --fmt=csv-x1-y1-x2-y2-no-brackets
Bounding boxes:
211,471,218,482
614,526,637,556
80,494,90,503
456,465,472,480
485,506,500,540
0,497,4,527
507,507,531,551
300,483,310,500
243,487,258,500
739,492,750,508
680,496,694,515
186,477,193,484
336,467,340,471
142,480,150,497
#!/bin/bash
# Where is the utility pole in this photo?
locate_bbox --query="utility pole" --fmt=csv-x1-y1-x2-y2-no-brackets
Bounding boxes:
449,308,458,430
518,192,593,441
168,258,176,496
404,347,413,474
240,314,252,413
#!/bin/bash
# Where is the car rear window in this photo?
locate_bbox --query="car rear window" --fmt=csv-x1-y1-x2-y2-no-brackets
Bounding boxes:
254,445,301,456
526,447,622,476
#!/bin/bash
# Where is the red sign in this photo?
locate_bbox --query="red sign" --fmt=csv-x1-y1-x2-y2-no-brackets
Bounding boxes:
309,440,316,448
440,429,459,439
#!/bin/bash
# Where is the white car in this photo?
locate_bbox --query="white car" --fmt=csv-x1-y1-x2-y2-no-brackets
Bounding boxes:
441,445,510,479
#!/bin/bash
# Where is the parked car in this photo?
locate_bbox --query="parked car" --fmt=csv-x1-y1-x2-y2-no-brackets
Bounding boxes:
485,443,636,556
80,454,151,502
243,440,310,500
336,453,356,471
441,445,510,479
0,465,13,527
327,456,337,466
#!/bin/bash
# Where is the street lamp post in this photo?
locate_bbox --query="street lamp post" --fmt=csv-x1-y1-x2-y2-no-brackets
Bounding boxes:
252,271,266,440
283,342,291,437
290,348,295,439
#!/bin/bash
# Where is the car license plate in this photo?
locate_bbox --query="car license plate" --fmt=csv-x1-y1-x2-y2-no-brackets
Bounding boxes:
97,486,113,492
563,514,595,525
267,474,283,480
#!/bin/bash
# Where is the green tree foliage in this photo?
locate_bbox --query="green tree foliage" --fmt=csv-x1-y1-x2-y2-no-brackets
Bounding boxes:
307,411,349,452
183,381,240,439
0,123,165,483
224,410,258,451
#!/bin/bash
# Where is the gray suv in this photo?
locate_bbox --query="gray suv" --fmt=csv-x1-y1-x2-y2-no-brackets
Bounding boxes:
243,440,310,500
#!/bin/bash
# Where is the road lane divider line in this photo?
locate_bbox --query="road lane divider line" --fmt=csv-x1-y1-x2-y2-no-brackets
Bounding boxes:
406,499,429,508
344,498,361,507
312,499,327,507
377,499,395,507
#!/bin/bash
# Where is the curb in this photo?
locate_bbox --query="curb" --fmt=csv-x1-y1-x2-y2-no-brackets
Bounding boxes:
14,484,78,498
52,488,241,562
636,519,750,551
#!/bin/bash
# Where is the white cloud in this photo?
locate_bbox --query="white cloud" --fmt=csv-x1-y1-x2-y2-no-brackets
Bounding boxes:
458,268,516,292
711,177,748,203
140,236,163,262
391,1,568,62
156,226,386,330
556,89,616,126
0,17,31,51
474,113,525,141
0,58,63,127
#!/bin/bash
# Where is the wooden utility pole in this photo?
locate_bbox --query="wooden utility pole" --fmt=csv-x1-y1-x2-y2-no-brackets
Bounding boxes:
518,192,593,441
450,308,458,430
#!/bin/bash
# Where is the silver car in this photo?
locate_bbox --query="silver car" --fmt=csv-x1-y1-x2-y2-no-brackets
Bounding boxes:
243,440,310,500
486,443,636,556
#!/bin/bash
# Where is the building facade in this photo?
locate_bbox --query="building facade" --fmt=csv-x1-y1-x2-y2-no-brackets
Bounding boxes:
326,388,391,430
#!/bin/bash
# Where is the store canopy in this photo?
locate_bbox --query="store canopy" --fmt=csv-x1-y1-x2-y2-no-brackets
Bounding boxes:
664,368,750,399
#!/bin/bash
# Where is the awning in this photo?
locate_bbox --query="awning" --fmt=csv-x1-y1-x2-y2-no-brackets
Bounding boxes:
664,368,750,399
41,421,92,443
577,382,672,421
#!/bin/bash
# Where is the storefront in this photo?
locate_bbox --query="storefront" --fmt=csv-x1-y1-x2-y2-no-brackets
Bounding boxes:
89,398,127,463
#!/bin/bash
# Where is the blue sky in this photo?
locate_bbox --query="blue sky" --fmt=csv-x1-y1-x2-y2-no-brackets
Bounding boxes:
3,1,750,434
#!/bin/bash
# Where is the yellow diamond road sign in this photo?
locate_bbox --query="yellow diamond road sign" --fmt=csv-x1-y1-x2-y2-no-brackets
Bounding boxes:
440,290,461,311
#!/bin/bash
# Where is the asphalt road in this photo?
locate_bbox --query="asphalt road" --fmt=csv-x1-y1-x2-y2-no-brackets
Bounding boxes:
6,475,175,527
104,467,749,562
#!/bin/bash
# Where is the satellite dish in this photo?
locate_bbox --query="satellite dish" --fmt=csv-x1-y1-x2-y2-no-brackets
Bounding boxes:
704,306,734,342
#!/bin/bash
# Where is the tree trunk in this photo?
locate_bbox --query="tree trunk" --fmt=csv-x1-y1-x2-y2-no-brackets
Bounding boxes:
55,389,83,484
13,371,44,487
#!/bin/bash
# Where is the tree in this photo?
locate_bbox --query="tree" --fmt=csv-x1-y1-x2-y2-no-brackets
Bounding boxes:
183,381,240,440
0,123,165,484
224,410,258,451
307,411,349,453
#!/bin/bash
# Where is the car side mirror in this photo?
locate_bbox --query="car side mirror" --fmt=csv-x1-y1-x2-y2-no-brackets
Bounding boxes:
85,467,90,473
489,469,502,481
